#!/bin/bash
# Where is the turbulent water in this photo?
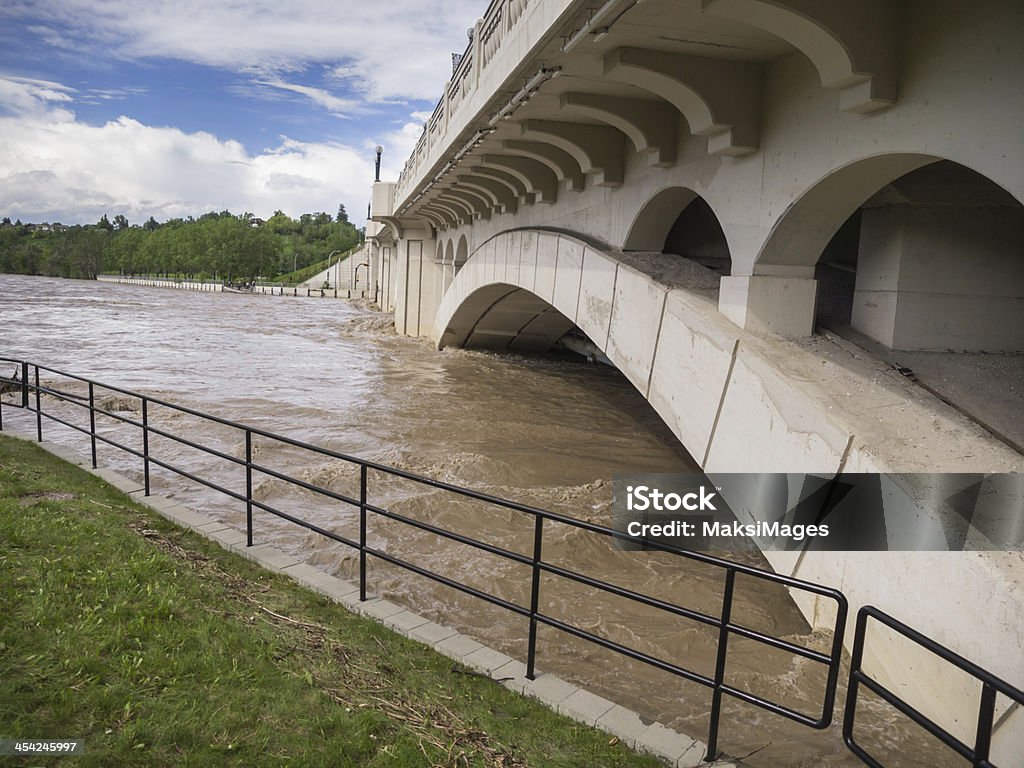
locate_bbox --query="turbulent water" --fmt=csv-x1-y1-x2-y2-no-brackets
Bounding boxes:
0,274,955,767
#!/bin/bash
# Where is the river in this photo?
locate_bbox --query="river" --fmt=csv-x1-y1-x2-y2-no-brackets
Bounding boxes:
0,273,953,767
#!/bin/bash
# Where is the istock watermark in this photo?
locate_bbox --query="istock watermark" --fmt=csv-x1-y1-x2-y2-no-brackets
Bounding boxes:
613,472,1023,552
624,484,719,512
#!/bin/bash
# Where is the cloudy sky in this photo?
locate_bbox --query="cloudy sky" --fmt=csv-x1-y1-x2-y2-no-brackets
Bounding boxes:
0,0,483,225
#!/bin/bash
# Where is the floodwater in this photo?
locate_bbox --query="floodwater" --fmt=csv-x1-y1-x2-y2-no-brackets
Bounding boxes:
0,273,959,767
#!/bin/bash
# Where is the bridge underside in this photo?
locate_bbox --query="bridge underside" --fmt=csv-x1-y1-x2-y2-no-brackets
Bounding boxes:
439,284,575,353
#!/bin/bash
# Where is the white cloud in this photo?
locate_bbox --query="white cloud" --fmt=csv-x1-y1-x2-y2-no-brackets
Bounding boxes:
82,86,148,102
4,0,483,103
0,76,76,118
257,78,357,116
0,2,487,223
0,81,375,224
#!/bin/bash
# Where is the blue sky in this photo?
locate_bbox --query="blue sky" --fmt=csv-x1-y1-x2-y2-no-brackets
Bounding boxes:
0,0,482,225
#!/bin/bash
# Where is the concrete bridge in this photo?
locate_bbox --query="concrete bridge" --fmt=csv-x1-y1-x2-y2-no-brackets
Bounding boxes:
363,0,1024,756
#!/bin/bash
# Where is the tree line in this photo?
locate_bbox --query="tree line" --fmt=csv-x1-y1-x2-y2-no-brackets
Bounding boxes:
0,206,360,282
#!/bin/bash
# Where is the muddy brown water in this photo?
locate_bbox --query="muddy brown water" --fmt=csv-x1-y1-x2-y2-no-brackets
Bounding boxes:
0,273,959,766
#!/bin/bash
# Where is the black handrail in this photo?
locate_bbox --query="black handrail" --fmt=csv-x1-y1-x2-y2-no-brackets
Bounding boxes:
0,356,850,761
844,605,1024,768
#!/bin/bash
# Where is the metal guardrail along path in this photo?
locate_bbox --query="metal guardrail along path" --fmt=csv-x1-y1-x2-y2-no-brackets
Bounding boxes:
1,357,1020,766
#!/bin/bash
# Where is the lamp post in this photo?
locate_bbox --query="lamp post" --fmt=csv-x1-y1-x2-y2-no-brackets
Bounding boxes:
374,145,383,182
354,262,369,293
326,249,342,288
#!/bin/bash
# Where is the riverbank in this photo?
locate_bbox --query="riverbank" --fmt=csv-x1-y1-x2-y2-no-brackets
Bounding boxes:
0,434,670,768
95,275,371,299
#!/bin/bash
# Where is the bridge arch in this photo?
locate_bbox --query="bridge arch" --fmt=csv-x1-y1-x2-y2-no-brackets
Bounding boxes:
436,229,740,469
623,186,733,276
455,235,469,273
753,154,1024,351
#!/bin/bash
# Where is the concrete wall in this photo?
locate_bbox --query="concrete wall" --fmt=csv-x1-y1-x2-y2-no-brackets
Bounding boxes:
97,276,223,292
96,276,370,300
852,203,1024,351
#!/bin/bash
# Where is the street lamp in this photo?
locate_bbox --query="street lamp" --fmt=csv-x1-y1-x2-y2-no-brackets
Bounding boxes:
326,249,342,288
374,145,383,182
354,262,369,293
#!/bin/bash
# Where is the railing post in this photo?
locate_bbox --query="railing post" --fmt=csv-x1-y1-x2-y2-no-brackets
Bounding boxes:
973,683,997,766
34,365,41,442
245,429,253,547
705,569,736,763
141,397,150,496
359,463,368,601
842,609,869,751
472,18,484,87
526,514,544,680
88,382,97,468
21,361,29,408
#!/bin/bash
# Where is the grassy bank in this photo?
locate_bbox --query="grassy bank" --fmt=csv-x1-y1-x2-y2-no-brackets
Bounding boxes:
0,435,659,767
271,248,356,286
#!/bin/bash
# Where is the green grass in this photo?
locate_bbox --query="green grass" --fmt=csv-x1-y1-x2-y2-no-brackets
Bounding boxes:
0,435,660,767
270,248,358,286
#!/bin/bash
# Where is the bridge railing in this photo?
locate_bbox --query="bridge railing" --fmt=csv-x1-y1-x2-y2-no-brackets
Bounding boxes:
844,605,1024,768
395,0,539,204
1,356,848,763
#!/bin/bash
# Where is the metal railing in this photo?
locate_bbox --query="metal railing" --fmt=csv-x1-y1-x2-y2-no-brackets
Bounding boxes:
844,606,1024,768
0,357,847,762
395,0,541,200
3,358,1022,765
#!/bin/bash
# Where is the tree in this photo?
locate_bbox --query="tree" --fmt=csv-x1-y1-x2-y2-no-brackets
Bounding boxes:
336,204,349,224
267,210,298,235
1,203,361,282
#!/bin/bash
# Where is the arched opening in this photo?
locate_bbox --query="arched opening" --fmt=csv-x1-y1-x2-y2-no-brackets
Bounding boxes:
438,283,577,354
663,198,731,275
623,187,732,274
799,159,1024,451
810,160,1023,354
455,235,469,275
441,239,456,295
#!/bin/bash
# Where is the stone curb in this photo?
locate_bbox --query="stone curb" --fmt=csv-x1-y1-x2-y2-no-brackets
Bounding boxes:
4,429,740,767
